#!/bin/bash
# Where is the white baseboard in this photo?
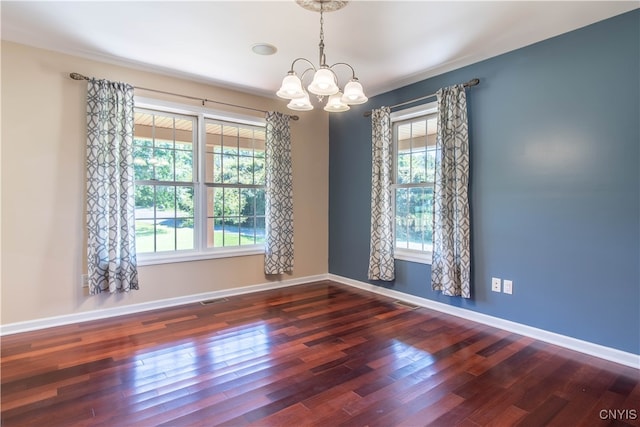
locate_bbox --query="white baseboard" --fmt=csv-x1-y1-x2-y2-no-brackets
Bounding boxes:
2,272,637,369
0,274,327,336
328,274,640,369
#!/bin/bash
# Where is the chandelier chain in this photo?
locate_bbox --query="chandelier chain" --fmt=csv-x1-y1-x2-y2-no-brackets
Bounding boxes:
318,2,326,66
319,3,324,45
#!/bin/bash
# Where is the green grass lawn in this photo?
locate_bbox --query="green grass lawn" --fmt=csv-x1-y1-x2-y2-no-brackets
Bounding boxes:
135,222,259,253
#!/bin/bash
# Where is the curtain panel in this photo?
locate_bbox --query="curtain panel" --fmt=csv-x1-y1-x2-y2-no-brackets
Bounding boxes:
431,85,471,298
264,111,294,274
368,107,395,281
86,79,139,294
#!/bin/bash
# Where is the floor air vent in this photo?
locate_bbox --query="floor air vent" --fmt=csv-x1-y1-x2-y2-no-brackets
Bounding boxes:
200,297,229,306
393,300,420,310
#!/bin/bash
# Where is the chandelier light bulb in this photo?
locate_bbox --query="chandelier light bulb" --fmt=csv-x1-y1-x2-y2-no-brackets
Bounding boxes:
308,68,339,96
341,79,368,105
324,92,350,112
276,74,305,99
287,92,314,111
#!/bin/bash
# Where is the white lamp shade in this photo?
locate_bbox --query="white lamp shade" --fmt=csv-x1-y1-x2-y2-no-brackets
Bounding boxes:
287,92,314,111
324,92,350,112
277,74,305,99
308,68,339,96
341,80,368,105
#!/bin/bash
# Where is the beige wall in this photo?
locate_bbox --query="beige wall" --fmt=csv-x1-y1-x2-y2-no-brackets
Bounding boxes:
0,41,329,325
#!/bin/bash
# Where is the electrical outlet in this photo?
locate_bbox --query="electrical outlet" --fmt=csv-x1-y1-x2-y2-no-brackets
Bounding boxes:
503,279,513,295
491,277,501,292
81,274,89,288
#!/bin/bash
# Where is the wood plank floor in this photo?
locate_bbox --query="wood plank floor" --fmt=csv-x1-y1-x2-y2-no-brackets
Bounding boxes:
1,281,638,426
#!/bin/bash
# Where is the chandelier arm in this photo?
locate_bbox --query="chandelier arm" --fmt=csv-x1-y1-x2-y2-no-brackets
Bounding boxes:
289,57,317,73
299,67,317,83
329,62,357,80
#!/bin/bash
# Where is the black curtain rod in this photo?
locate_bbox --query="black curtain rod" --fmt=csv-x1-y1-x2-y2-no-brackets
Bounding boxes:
69,73,299,121
363,78,480,117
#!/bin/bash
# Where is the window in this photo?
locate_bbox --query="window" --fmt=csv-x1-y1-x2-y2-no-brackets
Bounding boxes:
392,103,437,264
204,119,266,248
133,110,196,253
132,99,266,265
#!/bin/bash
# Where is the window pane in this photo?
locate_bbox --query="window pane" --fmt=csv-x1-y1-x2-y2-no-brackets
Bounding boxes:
239,216,254,245
175,149,193,182
135,219,156,254
224,188,240,216
155,219,176,252
411,151,426,183
174,117,193,150
213,218,224,248
426,146,436,183
255,217,266,244
135,185,155,219
133,143,154,180
206,217,215,248
176,186,194,218
411,120,427,151
255,189,266,216
222,154,238,184
222,129,239,156
208,187,223,217
397,153,410,184
206,122,222,183
155,186,176,218
176,217,194,251
254,155,265,185
409,187,433,250
396,123,411,152
395,188,409,249
238,155,254,185
222,219,240,246
254,139,265,157
153,148,174,181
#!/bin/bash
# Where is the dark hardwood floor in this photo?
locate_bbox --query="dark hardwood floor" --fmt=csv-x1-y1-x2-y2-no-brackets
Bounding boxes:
1,280,638,426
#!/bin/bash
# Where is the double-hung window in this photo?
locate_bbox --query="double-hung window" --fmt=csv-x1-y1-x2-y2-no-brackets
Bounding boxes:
132,99,266,265
392,102,438,264
204,119,266,249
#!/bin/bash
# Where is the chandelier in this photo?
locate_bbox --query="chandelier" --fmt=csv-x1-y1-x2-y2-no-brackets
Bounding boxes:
277,0,367,112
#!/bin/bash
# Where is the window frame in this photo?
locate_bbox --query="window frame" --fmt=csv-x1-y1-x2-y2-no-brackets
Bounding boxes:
391,102,438,265
134,97,267,266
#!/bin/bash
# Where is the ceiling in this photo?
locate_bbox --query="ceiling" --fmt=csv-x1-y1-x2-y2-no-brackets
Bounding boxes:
2,1,637,99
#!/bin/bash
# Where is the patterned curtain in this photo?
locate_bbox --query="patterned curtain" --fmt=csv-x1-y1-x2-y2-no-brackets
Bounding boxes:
264,111,294,274
431,85,471,298
368,107,395,281
86,79,139,295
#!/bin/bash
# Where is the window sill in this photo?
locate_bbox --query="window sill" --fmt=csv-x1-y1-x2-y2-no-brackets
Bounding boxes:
137,246,264,267
395,249,432,265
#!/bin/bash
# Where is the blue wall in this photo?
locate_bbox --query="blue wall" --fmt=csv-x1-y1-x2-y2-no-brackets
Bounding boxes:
328,10,639,355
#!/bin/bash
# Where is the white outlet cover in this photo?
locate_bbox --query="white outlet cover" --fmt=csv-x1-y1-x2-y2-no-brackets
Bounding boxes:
491,277,501,292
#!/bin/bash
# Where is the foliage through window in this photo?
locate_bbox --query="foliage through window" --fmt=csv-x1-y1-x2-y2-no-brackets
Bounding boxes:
133,104,266,261
393,106,437,259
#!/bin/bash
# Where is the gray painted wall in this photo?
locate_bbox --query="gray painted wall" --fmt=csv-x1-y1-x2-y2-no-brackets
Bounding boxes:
328,10,639,354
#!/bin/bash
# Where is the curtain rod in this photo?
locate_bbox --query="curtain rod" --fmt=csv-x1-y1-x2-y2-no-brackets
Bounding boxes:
69,72,299,121
363,78,480,117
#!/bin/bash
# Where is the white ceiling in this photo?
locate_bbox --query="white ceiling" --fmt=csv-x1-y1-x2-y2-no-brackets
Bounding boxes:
2,1,637,98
